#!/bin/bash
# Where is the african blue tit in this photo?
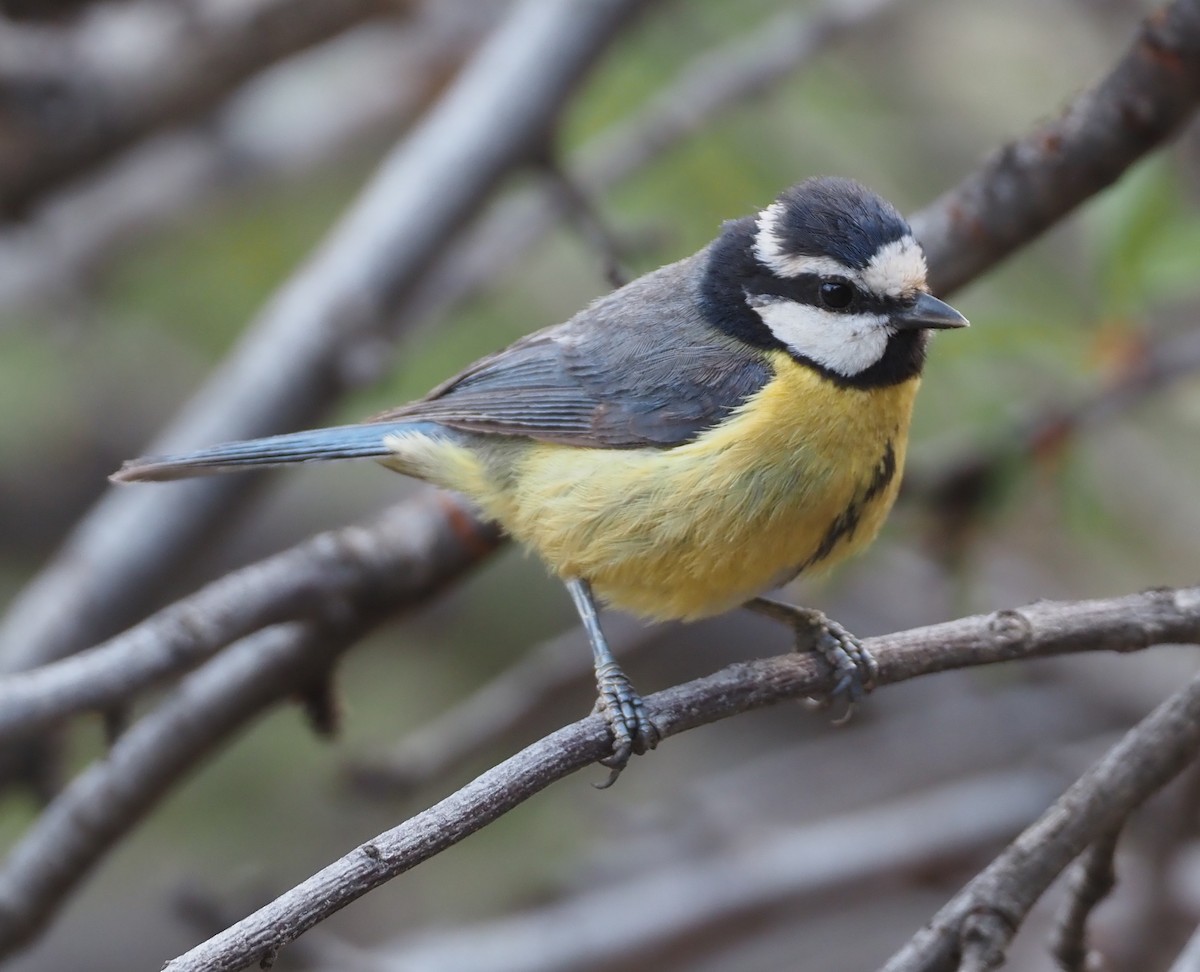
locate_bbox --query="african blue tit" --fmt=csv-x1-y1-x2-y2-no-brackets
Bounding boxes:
114,177,967,784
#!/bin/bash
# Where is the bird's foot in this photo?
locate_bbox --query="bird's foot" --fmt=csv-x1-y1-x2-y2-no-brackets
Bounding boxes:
797,611,877,720
592,662,659,789
746,599,877,722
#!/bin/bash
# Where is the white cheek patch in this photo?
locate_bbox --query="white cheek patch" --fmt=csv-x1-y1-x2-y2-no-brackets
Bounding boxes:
750,298,891,378
862,235,927,297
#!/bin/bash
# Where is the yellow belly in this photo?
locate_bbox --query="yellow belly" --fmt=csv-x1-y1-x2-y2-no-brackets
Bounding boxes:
441,352,920,621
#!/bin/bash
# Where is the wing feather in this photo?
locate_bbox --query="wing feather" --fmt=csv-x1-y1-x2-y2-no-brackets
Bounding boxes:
376,254,771,448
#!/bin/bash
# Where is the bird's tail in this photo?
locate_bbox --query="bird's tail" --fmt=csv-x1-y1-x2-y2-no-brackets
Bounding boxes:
111,421,448,483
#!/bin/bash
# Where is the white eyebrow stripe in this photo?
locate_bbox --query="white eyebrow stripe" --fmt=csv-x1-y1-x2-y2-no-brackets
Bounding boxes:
861,235,927,298
753,202,855,280
754,202,929,299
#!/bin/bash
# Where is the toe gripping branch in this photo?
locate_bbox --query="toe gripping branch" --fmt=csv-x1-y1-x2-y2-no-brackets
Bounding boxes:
745,598,879,714
566,584,876,785
567,579,660,787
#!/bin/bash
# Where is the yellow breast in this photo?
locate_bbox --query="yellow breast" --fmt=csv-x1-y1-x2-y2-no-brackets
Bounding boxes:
481,351,919,621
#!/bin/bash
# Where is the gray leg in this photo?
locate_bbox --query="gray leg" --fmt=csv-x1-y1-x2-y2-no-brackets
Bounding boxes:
566,578,659,786
744,597,878,711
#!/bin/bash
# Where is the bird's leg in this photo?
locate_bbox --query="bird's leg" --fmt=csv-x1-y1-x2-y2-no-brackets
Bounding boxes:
744,597,878,717
566,578,659,787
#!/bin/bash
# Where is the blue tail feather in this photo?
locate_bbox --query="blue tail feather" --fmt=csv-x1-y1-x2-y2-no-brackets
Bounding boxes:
111,421,447,483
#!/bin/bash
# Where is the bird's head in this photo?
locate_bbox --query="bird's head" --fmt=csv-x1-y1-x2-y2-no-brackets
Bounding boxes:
702,177,967,387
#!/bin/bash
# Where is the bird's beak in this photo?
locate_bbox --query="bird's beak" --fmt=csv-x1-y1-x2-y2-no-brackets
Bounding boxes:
892,292,969,331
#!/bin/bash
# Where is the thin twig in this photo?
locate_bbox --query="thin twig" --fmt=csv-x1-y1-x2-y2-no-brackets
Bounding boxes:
0,0,650,681
0,0,394,216
0,495,502,745
911,0,1200,294
370,771,1064,972
0,495,497,958
907,325,1200,553
1051,827,1122,972
1168,922,1200,972
880,667,1200,972
344,615,653,797
0,4,501,312
153,585,1200,971
536,153,633,288
403,0,917,327
172,881,386,972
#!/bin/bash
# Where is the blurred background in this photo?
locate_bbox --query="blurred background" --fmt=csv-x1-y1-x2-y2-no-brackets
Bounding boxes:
1,0,1199,969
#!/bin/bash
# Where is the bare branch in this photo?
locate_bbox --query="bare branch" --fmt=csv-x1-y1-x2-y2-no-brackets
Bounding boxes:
0,494,501,745
912,0,1200,294
907,324,1200,554
0,4,500,312
1051,827,1122,972
1169,922,1200,972
535,153,633,288
369,771,1063,972
345,615,653,797
0,0,393,216
0,494,497,958
172,882,385,972
881,666,1200,972
159,585,1200,972
0,0,651,682
0,623,318,957
404,0,917,327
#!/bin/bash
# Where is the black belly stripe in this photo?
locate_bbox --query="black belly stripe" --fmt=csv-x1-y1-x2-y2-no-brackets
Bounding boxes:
801,439,897,571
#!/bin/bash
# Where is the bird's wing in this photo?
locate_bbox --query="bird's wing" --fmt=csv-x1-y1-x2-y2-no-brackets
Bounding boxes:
375,256,772,449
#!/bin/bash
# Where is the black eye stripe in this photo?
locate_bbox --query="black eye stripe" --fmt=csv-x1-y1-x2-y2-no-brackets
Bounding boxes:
747,272,900,316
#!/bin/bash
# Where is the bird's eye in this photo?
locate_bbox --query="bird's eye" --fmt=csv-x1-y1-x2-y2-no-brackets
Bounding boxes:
819,279,855,310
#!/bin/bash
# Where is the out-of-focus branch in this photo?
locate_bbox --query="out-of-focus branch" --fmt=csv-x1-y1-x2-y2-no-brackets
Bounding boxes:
346,615,652,797
0,494,498,959
1050,827,1122,972
404,0,915,328
0,0,650,680
162,585,1200,972
1169,922,1200,972
0,624,329,960
912,0,1200,294
0,0,394,217
880,666,1200,972
0,0,882,315
0,4,501,312
0,0,96,21
365,772,1063,972
352,0,1200,618
7,0,1200,691
535,154,633,288
0,494,501,745
906,324,1200,554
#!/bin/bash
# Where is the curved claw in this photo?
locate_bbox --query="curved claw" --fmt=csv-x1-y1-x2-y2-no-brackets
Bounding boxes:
592,662,659,789
566,578,660,786
810,616,877,706
744,598,877,721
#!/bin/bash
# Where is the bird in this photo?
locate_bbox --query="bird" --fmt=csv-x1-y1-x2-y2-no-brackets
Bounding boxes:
113,176,967,785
